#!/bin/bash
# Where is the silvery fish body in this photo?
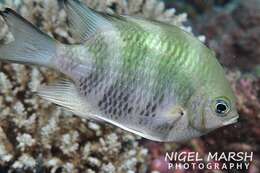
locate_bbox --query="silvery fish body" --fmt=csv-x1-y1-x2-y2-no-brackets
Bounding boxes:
0,0,239,142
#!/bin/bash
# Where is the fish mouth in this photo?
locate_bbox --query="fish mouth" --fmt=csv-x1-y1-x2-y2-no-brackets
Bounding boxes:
222,116,239,126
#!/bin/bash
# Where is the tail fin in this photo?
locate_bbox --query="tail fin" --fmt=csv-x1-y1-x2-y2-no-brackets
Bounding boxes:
0,8,56,67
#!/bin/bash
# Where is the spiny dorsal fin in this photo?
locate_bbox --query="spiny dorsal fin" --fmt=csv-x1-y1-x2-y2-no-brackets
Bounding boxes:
63,0,114,42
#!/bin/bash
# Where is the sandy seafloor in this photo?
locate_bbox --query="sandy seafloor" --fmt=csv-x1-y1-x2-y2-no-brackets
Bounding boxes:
0,0,259,173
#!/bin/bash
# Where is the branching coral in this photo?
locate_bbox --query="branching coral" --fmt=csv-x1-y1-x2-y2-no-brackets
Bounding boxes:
0,0,191,172
195,0,260,70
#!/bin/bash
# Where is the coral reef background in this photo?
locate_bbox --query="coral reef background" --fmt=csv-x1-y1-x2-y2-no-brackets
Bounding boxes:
0,0,259,173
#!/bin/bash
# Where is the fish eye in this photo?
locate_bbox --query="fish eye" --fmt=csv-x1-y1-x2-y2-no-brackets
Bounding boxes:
215,99,230,116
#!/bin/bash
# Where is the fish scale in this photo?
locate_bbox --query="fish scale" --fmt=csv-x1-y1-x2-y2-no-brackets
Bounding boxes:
62,21,204,138
0,0,238,142
58,11,233,140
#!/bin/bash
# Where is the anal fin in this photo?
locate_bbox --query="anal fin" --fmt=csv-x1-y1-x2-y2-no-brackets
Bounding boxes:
37,80,168,142
37,80,94,119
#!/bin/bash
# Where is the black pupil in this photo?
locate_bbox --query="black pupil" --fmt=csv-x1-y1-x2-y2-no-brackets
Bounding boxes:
216,103,227,113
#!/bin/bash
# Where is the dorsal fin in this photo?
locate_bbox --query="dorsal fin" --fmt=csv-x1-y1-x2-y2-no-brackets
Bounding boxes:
63,0,114,43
